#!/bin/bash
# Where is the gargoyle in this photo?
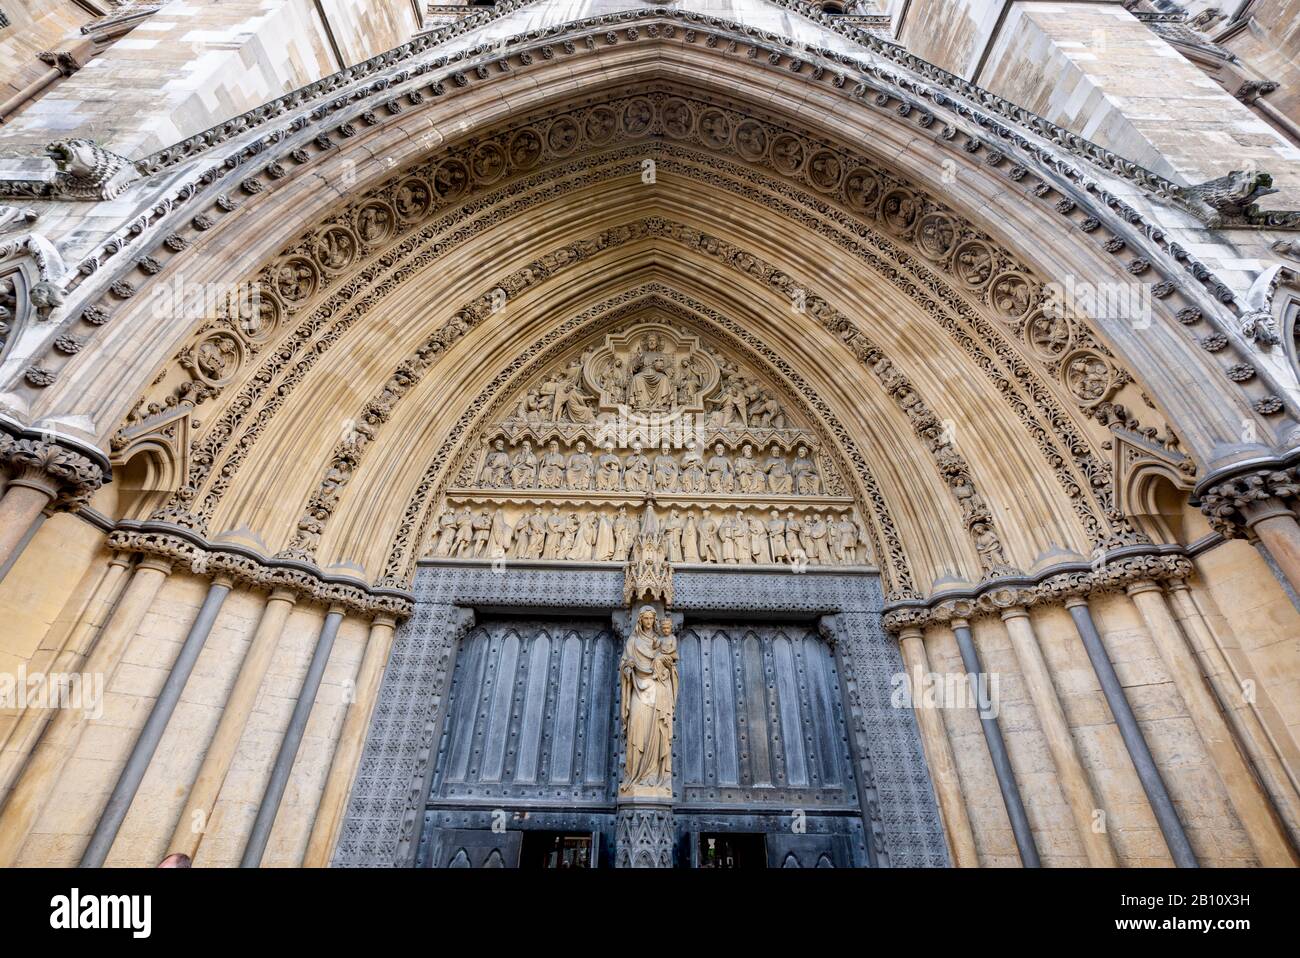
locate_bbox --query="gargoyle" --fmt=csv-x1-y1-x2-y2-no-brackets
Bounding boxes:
41,139,139,201
1173,169,1278,228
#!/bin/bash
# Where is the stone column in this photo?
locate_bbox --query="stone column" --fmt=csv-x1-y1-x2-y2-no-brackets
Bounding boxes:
240,605,345,867
950,618,1039,867
0,437,104,582
81,575,234,867
999,607,1117,867
0,469,59,578
1065,596,1197,868
1241,500,1300,602
0,552,132,800
302,613,396,868
898,626,979,867
0,556,171,867
1127,580,1295,867
167,588,298,863
1165,578,1300,854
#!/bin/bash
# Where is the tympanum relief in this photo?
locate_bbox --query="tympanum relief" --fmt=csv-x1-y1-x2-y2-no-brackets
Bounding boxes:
425,320,871,568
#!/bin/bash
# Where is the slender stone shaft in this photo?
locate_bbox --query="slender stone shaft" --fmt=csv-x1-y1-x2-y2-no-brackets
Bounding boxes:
898,626,978,867
1065,596,1196,868
80,576,233,867
1244,502,1300,601
950,618,1039,867
303,614,395,867
169,589,298,862
240,607,344,867
1127,582,1292,866
0,557,172,867
1000,607,1117,867
0,482,55,581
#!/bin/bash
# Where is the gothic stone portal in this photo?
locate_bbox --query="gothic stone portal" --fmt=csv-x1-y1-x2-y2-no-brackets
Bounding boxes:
333,564,950,869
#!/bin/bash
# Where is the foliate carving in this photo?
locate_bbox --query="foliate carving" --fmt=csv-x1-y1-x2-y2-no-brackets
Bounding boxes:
881,552,1194,632
1199,465,1300,538
624,507,672,607
0,434,104,508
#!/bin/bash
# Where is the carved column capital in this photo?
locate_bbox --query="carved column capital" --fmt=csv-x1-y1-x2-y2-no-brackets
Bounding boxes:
0,434,105,507
1200,465,1300,537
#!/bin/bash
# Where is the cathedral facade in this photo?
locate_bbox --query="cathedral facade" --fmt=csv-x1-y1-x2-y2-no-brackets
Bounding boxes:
1,0,1300,868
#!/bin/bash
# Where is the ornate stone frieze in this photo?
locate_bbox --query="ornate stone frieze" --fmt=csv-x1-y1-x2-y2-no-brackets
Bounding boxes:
104,522,413,619
880,550,1195,632
614,804,674,868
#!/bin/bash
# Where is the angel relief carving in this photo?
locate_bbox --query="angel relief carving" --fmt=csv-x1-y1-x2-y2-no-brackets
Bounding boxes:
424,318,874,569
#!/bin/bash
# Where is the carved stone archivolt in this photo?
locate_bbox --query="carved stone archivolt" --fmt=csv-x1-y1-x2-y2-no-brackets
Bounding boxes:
98,67,1226,616
125,89,1175,561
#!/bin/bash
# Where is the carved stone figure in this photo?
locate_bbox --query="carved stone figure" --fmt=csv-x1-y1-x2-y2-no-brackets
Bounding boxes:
620,607,678,795
596,445,622,491
719,513,738,563
471,512,491,557
682,511,701,563
613,506,633,561
768,510,788,563
792,445,821,495
749,513,771,564
538,440,566,489
807,513,833,564
510,440,538,489
707,443,734,493
734,443,763,493
680,445,707,493
664,509,685,562
434,510,458,557
574,513,598,560
765,444,793,494
567,440,594,490
481,438,510,487
785,512,805,563
653,447,679,492
453,509,474,557
488,510,513,558
523,510,546,559
624,442,651,493
627,333,676,411
543,508,567,559
596,512,616,561
698,509,721,562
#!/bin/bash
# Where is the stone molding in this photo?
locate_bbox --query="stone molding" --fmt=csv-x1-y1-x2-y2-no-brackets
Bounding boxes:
880,547,1195,632
104,520,413,619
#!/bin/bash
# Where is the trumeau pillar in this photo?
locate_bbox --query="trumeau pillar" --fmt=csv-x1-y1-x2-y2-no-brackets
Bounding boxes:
1126,579,1297,866
1064,596,1198,868
999,606,1118,867
170,588,299,863
897,625,979,868
0,555,171,867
